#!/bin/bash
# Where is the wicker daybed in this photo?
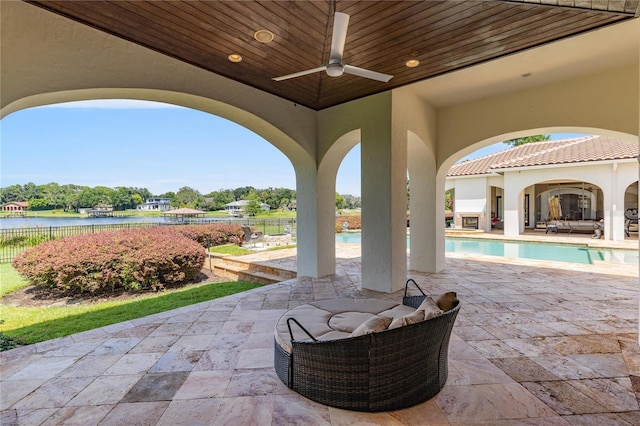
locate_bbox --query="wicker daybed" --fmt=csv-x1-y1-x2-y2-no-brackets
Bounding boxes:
273,280,460,412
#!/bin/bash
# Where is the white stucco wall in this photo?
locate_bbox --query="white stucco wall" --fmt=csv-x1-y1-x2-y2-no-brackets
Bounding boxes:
434,18,639,171
452,177,488,228
437,64,638,167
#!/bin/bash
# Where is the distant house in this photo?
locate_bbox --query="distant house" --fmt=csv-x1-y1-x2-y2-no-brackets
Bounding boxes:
137,197,172,211
225,200,271,216
86,205,115,217
78,204,114,216
2,201,28,212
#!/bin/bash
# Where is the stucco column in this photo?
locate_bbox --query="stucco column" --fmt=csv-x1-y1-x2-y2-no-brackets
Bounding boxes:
601,165,628,242
611,162,627,241
503,178,520,237
361,108,408,293
295,164,335,278
408,136,441,272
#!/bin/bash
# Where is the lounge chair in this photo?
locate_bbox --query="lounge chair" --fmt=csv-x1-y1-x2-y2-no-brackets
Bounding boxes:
242,226,263,247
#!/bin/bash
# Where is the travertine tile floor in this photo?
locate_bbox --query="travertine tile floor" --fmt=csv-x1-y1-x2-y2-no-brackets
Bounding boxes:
2,242,639,425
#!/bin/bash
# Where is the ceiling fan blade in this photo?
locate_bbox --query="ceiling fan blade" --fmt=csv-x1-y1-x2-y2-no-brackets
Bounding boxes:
329,12,349,62
272,66,327,81
344,65,393,82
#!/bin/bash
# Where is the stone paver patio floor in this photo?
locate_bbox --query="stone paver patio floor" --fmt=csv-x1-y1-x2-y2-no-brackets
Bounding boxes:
2,243,639,425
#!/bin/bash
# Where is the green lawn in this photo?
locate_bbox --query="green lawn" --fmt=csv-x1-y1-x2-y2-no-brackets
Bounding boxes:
0,263,27,297
0,263,261,348
210,243,297,256
211,244,253,256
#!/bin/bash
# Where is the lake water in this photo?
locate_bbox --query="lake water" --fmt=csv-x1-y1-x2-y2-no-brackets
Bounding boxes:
1,216,172,229
336,232,638,265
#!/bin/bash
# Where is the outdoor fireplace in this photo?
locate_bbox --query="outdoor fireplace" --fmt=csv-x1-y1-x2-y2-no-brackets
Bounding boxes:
461,216,479,229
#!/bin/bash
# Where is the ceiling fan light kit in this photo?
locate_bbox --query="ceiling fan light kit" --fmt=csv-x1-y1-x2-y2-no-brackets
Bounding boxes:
326,61,344,77
273,12,393,83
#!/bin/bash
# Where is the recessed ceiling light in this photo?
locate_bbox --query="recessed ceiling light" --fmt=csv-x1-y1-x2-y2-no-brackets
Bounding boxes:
228,54,242,63
254,29,274,43
405,59,420,68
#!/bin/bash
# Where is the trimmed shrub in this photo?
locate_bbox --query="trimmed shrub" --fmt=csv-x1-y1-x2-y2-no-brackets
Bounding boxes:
12,227,205,294
172,224,244,247
335,216,361,233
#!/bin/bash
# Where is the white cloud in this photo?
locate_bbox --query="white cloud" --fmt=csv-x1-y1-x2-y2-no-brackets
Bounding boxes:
41,99,184,110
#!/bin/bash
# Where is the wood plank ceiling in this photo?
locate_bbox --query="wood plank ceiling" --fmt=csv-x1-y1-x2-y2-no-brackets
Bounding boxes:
27,0,639,110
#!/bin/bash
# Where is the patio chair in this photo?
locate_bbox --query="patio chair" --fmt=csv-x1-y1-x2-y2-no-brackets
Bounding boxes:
242,226,263,247
625,208,638,237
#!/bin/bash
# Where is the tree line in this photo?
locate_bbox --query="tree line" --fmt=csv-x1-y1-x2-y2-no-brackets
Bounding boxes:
171,186,297,212
0,183,152,212
0,182,362,212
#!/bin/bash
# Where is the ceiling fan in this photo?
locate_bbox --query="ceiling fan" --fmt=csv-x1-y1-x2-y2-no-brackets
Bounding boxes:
272,12,393,83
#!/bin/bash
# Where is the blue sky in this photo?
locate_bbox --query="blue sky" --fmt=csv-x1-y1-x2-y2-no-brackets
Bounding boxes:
1,100,586,196
2,100,307,196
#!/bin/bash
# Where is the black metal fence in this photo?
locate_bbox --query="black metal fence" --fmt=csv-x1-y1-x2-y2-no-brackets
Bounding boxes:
0,218,296,264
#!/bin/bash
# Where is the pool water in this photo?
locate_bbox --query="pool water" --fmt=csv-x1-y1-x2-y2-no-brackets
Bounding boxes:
335,233,638,265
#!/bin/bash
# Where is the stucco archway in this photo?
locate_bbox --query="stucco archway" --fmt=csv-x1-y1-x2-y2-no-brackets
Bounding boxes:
315,129,362,276
1,88,337,277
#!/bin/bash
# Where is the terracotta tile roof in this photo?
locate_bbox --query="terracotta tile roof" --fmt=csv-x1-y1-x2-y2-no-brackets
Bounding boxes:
448,135,638,177
3,201,28,207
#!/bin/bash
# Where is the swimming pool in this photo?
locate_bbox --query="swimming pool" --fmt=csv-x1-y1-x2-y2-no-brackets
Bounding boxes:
335,233,639,265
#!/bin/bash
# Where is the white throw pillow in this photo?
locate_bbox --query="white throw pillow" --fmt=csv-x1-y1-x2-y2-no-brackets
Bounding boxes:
417,297,444,320
388,309,425,329
329,312,376,333
349,316,393,337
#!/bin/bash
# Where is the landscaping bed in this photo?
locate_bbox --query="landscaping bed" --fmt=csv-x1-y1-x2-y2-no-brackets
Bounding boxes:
1,266,227,308
11,225,243,295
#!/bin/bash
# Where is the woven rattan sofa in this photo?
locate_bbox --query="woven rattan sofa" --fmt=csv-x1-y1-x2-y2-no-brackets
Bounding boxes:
273,281,460,412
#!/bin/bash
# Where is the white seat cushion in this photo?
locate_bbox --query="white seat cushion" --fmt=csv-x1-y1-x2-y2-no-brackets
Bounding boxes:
329,312,377,333
275,299,403,353
311,299,399,314
274,304,333,353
